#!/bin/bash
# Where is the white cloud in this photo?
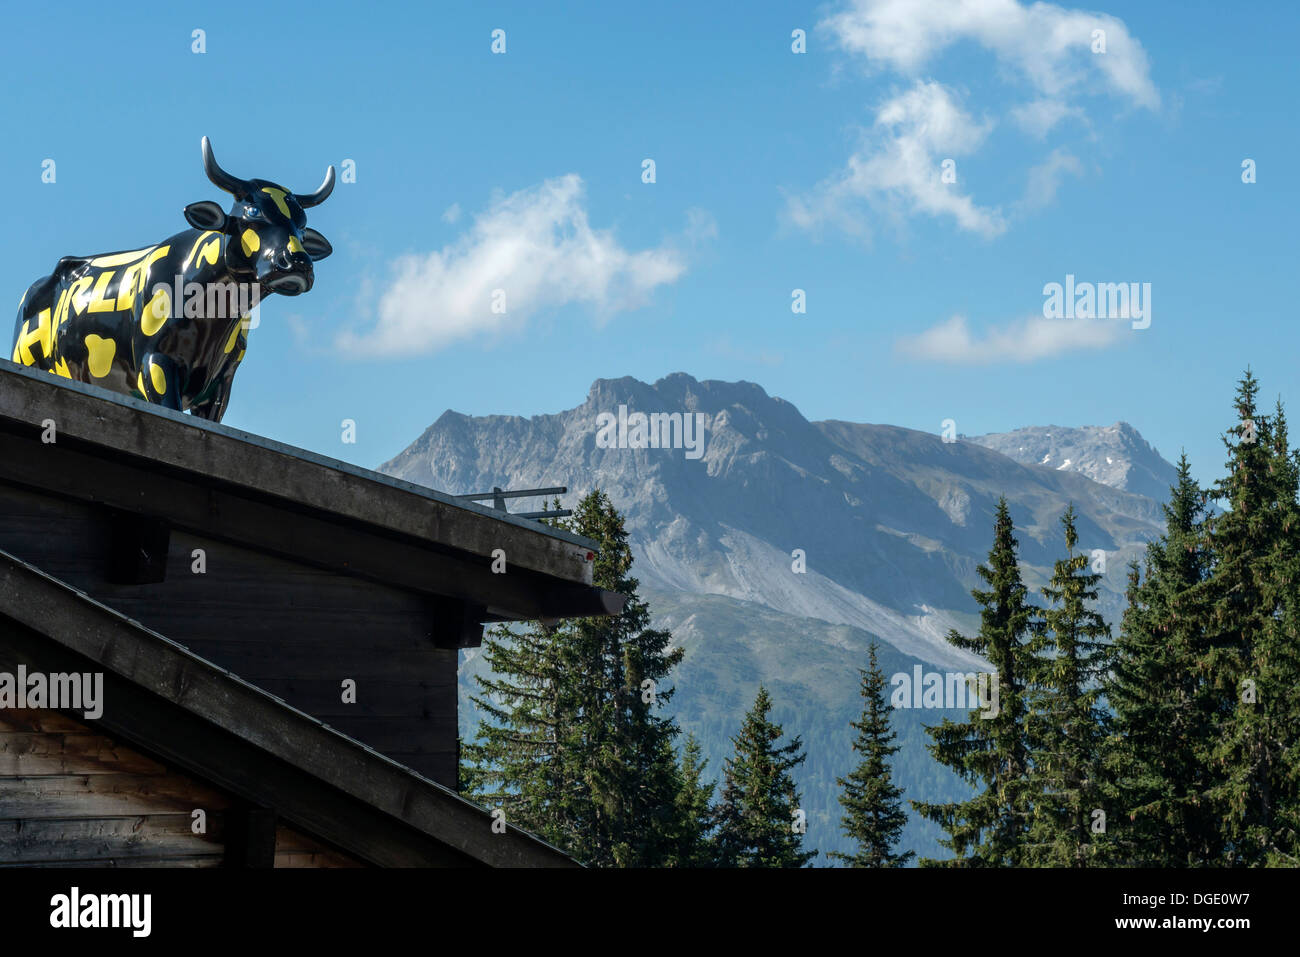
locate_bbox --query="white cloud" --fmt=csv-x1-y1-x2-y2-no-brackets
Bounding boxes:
1018,148,1084,212
796,0,1159,237
787,81,1006,239
341,175,689,356
895,313,1124,363
1010,98,1082,138
823,0,1159,109
441,203,461,224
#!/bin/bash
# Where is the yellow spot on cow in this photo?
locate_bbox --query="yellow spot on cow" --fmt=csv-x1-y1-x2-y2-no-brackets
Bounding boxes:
136,371,146,396
84,334,116,378
184,231,221,270
141,287,171,336
87,271,118,313
261,187,292,218
287,235,305,255
224,314,253,354
198,236,221,267
224,322,241,354
236,348,245,362
241,229,260,256
149,360,167,396
90,247,153,268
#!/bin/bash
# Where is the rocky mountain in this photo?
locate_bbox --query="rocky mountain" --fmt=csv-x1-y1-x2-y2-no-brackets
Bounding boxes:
967,422,1180,503
379,373,1172,861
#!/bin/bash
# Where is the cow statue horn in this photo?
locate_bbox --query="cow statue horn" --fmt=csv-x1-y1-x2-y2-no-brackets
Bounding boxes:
12,138,334,424
294,165,336,209
201,136,251,198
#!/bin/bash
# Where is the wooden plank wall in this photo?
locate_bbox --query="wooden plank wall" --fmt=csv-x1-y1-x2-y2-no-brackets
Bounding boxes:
0,707,227,866
0,480,459,786
0,708,364,867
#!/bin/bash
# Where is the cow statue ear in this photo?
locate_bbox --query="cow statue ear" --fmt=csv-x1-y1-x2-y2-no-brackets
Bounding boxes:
184,201,228,232
301,227,333,262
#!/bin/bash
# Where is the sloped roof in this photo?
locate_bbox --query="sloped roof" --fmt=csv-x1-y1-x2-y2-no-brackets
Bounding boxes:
0,546,577,867
0,361,627,622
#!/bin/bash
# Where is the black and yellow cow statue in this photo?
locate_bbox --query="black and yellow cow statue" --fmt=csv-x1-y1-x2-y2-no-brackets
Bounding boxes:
10,137,333,423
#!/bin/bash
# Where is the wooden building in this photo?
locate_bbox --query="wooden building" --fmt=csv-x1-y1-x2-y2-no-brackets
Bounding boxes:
0,361,620,866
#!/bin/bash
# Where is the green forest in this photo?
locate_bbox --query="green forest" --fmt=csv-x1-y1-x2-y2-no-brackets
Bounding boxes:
460,371,1300,867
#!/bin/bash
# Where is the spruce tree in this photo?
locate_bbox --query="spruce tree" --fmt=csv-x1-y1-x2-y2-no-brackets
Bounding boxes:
1265,399,1300,864
714,685,817,867
913,497,1034,866
1024,506,1115,866
464,619,578,850
1202,373,1300,864
1107,455,1221,865
561,491,684,867
465,490,686,866
670,735,717,867
830,641,915,867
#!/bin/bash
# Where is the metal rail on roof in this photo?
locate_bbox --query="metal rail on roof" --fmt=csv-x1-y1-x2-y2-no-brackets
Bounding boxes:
455,486,573,521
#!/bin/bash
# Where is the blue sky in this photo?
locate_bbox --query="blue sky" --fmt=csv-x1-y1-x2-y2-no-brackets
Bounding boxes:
2,0,1295,490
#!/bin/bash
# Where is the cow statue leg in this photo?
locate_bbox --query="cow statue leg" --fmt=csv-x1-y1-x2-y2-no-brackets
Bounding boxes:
190,363,237,423
137,353,185,412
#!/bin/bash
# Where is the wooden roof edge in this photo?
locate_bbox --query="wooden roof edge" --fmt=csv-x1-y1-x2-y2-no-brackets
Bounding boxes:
0,547,579,868
0,361,600,582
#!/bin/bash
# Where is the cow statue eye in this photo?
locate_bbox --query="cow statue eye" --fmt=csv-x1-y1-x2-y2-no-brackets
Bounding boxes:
246,205,261,218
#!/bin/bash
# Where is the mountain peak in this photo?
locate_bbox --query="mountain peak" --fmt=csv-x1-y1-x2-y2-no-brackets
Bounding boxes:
380,373,1166,667
966,421,1177,502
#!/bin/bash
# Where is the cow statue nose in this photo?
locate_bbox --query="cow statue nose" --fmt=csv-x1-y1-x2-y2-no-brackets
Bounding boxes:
275,248,294,270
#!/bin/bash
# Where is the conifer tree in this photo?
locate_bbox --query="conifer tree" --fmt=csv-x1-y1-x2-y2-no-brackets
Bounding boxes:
714,685,817,867
1265,400,1300,864
1024,506,1115,866
465,491,686,866
913,498,1034,866
1203,373,1300,864
1107,455,1221,865
830,642,915,867
561,491,685,867
464,618,579,850
670,735,717,867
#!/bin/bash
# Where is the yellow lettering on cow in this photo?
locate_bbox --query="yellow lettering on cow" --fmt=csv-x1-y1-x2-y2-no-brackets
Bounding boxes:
53,287,73,330
241,229,260,256
149,360,167,396
90,248,154,268
261,187,292,218
52,357,72,379
141,287,172,336
136,246,171,295
14,309,53,365
117,261,144,311
68,277,95,316
87,271,118,313
84,334,116,378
